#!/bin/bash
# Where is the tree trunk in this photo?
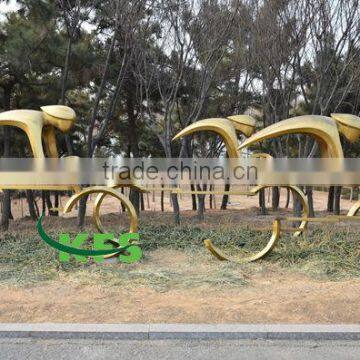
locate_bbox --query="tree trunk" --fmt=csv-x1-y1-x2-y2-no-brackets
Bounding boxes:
1,128,11,231
327,186,334,212
126,75,141,214
221,183,230,210
79,30,118,228
0,190,11,231
130,188,140,215
77,195,88,229
33,192,40,216
354,187,359,201
161,134,181,224
161,187,164,212
26,190,38,220
190,183,197,210
53,192,59,216
171,193,180,224
285,188,290,208
42,191,46,214
1,86,13,230
306,186,314,217
271,186,280,211
120,187,126,211
60,38,74,156
197,194,206,221
140,192,145,211
197,185,206,221
258,188,267,215
45,192,57,216
333,186,342,215
170,193,180,224
292,188,303,228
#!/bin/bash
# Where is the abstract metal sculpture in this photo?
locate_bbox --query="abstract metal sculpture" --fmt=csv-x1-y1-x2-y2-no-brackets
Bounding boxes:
238,113,360,218
173,115,310,262
0,105,75,158
2,105,360,264
0,105,138,242
173,112,360,263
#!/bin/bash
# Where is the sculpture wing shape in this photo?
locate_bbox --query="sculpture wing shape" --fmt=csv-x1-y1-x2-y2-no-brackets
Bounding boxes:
173,118,239,158
238,115,344,158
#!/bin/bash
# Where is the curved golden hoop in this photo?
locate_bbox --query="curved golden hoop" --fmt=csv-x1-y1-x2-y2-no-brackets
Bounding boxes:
347,200,360,217
203,185,308,263
204,218,281,263
93,186,140,234
63,186,138,234
251,185,308,237
249,154,309,237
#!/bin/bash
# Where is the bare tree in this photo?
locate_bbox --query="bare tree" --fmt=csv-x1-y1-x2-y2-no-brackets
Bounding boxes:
77,0,147,226
299,0,360,214
135,0,237,223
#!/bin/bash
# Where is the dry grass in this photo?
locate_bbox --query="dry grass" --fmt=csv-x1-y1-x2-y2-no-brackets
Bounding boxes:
0,210,359,290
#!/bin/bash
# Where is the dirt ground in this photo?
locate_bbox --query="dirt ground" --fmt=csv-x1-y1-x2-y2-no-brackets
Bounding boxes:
10,187,356,219
1,189,359,324
0,257,359,323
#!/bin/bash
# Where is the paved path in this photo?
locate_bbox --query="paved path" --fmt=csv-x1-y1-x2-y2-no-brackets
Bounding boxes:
1,338,360,359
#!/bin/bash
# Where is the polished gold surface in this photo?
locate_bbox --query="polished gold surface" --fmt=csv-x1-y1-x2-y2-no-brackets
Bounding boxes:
2,106,359,264
0,110,46,158
204,218,281,263
285,215,360,222
212,211,360,263
172,115,311,262
63,186,138,259
201,185,308,262
172,115,257,158
41,105,76,121
0,106,78,192
331,113,360,143
250,185,309,237
171,183,309,237
347,201,360,217
227,115,256,137
41,105,76,134
173,118,240,158
0,106,76,159
250,152,272,158
62,186,138,235
238,115,344,157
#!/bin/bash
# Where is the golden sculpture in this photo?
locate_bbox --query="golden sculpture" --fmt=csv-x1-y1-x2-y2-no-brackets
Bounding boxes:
0,105,80,192
0,105,75,158
2,104,360,264
0,105,138,240
63,186,138,255
238,113,360,219
173,112,360,263
204,218,281,263
173,115,256,158
331,113,360,143
238,115,345,157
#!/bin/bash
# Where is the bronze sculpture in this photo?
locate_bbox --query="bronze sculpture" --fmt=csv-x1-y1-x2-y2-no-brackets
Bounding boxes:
173,112,360,262
1,105,360,263
0,105,138,244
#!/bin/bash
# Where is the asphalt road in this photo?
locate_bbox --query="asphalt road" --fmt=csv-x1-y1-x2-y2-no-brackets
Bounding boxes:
1,338,360,359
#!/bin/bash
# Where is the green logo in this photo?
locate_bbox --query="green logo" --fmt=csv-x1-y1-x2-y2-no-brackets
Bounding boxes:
37,214,142,263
